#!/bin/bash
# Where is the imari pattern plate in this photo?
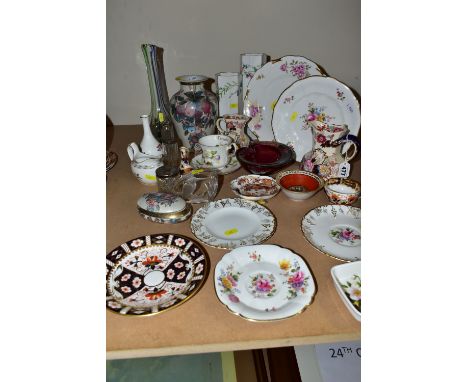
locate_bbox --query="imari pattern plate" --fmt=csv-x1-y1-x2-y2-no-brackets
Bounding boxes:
301,205,361,262
190,198,276,249
106,233,209,316
215,245,316,321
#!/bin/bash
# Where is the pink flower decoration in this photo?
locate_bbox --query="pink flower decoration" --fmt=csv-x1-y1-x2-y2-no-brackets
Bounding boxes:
201,101,211,114
307,113,316,122
184,104,196,117
316,134,327,144
280,63,287,71
227,275,237,287
228,294,239,303
288,271,305,289
256,278,272,292
249,105,259,117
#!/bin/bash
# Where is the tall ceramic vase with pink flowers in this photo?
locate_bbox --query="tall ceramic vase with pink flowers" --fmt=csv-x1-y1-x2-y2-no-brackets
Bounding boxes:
169,75,218,149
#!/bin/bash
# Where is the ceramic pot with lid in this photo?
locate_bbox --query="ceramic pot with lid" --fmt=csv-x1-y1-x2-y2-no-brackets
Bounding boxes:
137,192,192,224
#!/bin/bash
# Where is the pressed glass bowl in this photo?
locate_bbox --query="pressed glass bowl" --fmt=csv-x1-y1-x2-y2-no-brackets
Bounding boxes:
236,141,295,175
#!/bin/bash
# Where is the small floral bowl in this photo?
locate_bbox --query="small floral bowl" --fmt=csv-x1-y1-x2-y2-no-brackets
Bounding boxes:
324,178,360,205
275,170,324,201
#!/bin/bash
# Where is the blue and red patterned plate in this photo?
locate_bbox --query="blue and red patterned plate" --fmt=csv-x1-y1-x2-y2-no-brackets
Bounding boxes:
106,233,209,316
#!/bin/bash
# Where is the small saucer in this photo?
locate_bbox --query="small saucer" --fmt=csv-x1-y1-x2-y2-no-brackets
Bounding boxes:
191,154,241,175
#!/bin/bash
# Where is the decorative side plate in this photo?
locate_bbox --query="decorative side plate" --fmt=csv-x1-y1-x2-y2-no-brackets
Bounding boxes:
243,55,325,141
215,245,316,321
331,261,361,321
106,233,209,316
230,175,280,201
301,205,361,262
191,198,277,249
272,76,361,161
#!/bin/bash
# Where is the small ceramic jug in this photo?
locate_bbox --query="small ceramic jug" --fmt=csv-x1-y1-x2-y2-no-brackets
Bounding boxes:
300,122,360,179
127,142,164,185
216,114,251,147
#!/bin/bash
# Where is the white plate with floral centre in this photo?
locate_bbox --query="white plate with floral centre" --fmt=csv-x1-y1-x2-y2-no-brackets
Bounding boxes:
331,261,361,321
215,245,315,321
301,205,361,262
243,56,325,142
190,198,277,249
272,76,361,161
106,233,209,316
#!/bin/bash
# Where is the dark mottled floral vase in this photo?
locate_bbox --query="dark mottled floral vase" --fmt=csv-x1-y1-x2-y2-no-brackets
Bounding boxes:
170,75,218,149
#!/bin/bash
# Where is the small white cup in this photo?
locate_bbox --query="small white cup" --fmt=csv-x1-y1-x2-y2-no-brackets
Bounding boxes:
197,135,238,168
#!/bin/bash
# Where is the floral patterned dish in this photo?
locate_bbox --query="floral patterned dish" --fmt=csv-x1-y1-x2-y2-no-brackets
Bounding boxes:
106,233,209,316
272,76,361,161
243,56,325,141
330,261,361,321
301,205,361,262
191,198,276,249
230,175,280,201
191,154,241,175
215,244,316,321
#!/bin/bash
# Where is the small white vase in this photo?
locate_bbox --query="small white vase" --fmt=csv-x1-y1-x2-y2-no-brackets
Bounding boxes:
140,114,164,157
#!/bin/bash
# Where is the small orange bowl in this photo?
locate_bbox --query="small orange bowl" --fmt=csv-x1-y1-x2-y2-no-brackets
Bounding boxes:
276,170,324,201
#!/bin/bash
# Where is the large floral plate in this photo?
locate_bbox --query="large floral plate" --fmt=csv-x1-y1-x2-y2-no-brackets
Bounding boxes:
190,198,276,249
331,261,361,321
272,76,361,161
301,205,361,262
243,56,325,141
215,245,315,321
106,233,209,316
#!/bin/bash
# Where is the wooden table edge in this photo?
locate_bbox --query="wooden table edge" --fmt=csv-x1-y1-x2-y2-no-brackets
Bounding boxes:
106,332,360,360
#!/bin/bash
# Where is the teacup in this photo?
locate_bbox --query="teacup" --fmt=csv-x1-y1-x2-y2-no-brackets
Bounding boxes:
324,178,361,205
197,135,238,168
216,114,251,147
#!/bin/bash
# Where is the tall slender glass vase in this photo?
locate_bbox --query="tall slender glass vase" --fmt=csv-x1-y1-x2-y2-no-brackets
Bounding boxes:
141,44,172,142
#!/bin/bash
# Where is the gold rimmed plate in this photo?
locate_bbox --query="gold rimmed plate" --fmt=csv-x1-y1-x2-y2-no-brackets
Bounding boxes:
301,205,361,262
190,198,277,249
106,233,210,316
215,244,316,321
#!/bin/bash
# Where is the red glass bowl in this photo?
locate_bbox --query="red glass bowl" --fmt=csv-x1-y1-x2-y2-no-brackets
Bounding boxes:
236,141,296,175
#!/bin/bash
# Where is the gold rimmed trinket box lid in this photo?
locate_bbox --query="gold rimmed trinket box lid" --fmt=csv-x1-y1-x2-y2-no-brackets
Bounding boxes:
137,192,192,223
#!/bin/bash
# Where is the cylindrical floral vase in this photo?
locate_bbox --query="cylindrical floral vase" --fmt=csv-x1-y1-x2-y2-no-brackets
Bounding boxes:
170,75,218,149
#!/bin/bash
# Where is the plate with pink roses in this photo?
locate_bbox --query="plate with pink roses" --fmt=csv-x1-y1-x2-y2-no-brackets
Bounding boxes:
243,55,325,142
214,244,316,321
302,205,361,262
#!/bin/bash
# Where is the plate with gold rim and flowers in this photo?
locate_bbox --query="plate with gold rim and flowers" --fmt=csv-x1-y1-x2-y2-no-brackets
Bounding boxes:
243,55,326,142
190,198,276,249
272,76,361,161
215,245,316,321
301,205,361,262
106,233,209,316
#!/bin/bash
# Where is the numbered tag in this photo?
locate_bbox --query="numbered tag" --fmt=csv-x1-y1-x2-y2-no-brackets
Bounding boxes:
337,162,350,178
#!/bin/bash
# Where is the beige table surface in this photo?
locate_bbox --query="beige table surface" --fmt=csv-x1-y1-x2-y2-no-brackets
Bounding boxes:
107,125,361,360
